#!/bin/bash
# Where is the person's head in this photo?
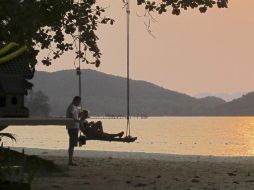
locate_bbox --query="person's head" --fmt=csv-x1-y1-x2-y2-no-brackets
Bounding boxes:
79,110,89,120
72,96,81,106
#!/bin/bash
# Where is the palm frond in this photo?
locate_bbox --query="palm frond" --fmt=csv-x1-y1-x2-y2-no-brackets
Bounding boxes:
0,133,16,142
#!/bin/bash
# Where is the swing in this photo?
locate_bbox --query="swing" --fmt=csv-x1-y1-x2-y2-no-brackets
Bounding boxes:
77,0,137,145
78,135,137,145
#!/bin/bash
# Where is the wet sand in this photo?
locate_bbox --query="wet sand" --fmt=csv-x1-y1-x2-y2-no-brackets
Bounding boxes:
32,155,254,190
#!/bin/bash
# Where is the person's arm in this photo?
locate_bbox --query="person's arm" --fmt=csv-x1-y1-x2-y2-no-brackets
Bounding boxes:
68,106,74,119
73,108,79,121
88,121,95,126
79,121,86,133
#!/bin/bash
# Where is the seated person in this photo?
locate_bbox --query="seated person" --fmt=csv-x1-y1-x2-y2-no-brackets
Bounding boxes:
79,110,124,139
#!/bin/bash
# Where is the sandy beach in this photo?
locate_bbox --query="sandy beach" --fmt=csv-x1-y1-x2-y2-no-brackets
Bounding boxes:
22,148,254,190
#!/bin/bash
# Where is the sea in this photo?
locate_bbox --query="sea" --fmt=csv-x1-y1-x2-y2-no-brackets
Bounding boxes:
3,117,254,156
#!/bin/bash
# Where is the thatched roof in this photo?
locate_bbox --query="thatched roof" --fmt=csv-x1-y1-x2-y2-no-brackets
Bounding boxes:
0,53,34,79
0,75,33,94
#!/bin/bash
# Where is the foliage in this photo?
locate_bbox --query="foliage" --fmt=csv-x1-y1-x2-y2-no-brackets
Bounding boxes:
0,0,228,69
0,125,16,144
0,133,16,142
0,0,114,69
0,148,60,174
25,90,51,117
137,0,228,15
0,43,28,64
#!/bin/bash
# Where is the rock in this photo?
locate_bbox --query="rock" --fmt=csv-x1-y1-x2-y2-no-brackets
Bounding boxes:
134,183,147,187
246,180,254,183
228,172,237,176
191,179,200,183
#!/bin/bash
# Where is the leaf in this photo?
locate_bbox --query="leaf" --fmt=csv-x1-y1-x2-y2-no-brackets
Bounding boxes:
0,133,16,142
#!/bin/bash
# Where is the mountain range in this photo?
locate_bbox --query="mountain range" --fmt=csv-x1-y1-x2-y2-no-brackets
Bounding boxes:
31,69,254,116
195,92,246,102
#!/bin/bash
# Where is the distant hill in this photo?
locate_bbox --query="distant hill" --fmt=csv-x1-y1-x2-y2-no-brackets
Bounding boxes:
31,69,254,116
195,92,245,102
213,92,254,116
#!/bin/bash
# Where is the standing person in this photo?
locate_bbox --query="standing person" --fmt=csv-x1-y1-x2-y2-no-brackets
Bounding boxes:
66,96,81,166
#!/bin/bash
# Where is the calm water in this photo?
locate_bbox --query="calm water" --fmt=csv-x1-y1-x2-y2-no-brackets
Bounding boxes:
3,117,254,156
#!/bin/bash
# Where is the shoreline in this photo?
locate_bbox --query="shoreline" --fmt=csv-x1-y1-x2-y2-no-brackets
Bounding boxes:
10,147,254,164
31,152,254,190
6,147,254,189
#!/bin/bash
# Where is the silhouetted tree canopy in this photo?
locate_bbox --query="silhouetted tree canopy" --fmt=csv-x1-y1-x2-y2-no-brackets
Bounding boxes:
25,90,51,117
0,0,228,69
0,0,114,69
138,0,228,15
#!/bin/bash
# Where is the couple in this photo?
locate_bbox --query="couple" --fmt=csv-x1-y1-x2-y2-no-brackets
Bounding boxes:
66,96,124,166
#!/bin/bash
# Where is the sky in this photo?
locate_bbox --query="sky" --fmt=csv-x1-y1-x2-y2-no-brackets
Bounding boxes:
37,0,254,96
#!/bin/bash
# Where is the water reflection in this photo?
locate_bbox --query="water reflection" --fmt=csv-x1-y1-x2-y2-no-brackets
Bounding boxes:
3,117,254,156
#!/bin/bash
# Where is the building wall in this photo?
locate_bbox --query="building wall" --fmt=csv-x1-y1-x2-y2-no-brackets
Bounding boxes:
0,94,28,117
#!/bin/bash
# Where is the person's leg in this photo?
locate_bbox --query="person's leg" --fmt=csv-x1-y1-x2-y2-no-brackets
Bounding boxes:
68,144,74,164
90,121,103,137
103,132,124,138
68,129,79,165
92,121,124,138
94,121,103,132
68,129,74,164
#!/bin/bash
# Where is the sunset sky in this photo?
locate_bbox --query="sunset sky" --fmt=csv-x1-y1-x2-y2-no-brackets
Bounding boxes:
37,0,254,96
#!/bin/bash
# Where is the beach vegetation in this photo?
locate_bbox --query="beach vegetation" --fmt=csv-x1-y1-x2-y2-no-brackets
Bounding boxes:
0,147,60,189
0,126,16,145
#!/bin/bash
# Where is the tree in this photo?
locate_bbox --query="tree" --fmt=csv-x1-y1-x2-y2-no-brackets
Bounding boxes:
0,0,228,69
0,0,114,69
137,0,228,15
25,90,51,117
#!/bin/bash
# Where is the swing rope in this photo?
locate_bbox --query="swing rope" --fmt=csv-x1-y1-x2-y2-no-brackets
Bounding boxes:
125,0,131,137
78,37,82,103
77,0,83,109
76,0,134,140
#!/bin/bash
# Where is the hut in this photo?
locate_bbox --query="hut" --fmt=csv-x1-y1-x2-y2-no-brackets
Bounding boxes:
0,43,34,117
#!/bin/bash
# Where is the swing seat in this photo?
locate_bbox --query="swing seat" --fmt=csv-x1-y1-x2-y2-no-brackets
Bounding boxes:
78,135,137,146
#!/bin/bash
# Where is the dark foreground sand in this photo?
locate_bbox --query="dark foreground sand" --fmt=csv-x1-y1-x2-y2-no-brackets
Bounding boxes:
32,156,254,190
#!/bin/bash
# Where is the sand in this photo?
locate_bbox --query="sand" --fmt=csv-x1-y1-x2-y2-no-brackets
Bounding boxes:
20,148,254,190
